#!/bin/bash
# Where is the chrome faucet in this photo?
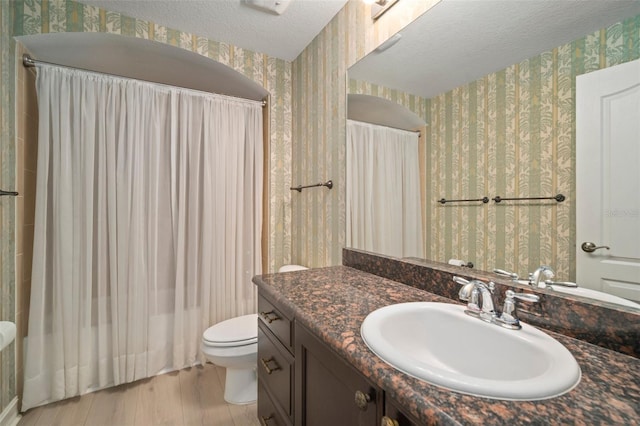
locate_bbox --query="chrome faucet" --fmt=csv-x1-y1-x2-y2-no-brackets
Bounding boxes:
453,276,540,330
453,276,496,322
529,265,555,288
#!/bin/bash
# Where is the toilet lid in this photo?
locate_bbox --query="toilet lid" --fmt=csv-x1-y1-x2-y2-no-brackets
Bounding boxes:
203,314,258,347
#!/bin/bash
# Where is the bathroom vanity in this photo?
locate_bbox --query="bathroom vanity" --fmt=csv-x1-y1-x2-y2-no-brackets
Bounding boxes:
254,253,640,425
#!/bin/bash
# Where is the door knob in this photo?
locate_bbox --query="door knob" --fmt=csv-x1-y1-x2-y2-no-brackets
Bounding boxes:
581,242,610,253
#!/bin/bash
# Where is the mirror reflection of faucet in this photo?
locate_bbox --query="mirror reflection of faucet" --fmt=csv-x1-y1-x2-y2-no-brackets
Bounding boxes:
493,267,578,289
494,266,640,309
530,265,555,288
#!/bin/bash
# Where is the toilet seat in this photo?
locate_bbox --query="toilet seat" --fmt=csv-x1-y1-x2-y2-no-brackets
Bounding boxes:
202,313,258,347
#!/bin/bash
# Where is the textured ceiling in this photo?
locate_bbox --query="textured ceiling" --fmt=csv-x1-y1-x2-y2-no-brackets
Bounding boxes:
350,0,640,99
78,0,348,61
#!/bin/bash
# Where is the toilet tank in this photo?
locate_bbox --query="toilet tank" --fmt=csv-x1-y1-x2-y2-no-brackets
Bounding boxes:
278,264,308,273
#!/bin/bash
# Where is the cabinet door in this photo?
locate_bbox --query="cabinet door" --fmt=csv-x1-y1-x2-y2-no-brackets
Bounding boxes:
295,322,382,426
258,322,294,420
258,382,291,426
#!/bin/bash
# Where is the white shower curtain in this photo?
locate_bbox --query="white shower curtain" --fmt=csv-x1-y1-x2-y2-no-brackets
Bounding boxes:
346,120,424,258
23,65,263,410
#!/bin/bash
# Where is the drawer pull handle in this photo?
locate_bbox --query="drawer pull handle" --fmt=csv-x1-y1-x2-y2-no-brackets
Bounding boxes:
260,310,281,323
381,416,400,426
259,414,274,425
354,390,371,411
260,357,281,374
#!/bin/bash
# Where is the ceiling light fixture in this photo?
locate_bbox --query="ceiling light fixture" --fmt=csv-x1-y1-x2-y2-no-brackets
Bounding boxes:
244,0,292,16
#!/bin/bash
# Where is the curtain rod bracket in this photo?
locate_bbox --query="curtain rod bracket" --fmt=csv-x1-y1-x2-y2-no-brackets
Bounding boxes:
23,54,35,67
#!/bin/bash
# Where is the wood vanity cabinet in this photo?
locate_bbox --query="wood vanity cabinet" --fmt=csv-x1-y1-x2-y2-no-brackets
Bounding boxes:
257,291,421,426
295,321,383,426
257,294,295,426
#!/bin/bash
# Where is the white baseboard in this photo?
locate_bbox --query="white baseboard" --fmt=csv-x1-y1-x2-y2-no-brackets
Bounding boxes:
0,397,21,426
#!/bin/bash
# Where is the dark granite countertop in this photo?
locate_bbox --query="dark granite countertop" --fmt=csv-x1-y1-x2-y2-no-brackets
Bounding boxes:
253,266,640,425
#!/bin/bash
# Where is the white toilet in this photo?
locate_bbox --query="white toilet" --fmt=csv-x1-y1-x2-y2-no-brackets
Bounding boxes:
201,264,307,405
201,313,259,404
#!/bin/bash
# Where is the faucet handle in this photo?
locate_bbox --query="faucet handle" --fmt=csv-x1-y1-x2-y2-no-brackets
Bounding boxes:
498,290,540,330
494,269,519,280
510,291,540,303
544,280,578,288
453,276,470,286
453,276,495,292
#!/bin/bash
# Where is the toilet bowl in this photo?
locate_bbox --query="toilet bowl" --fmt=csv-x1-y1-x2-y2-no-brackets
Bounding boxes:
201,313,258,405
202,265,307,405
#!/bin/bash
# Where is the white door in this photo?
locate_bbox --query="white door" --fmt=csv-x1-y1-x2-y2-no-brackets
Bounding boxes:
576,59,640,303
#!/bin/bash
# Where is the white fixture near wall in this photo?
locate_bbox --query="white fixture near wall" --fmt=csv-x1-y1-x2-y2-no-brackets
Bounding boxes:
245,0,293,15
364,0,399,20
0,321,16,352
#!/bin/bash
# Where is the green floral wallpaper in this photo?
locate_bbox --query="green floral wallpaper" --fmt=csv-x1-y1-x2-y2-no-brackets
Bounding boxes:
426,14,640,281
291,0,434,267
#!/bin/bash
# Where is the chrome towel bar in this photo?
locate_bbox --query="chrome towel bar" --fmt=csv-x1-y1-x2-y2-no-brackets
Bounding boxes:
438,194,565,204
438,197,489,204
492,194,565,203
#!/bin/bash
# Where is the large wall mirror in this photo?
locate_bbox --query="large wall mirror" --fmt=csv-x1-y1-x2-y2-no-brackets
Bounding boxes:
346,0,640,310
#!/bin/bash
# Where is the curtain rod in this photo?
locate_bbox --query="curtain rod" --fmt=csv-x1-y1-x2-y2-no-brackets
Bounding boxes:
22,54,267,107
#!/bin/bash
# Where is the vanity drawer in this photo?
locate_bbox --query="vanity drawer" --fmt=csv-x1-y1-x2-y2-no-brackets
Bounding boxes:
258,294,293,351
258,382,291,426
258,322,294,420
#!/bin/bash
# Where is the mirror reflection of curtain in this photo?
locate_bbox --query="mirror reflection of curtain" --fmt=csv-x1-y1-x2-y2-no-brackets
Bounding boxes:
22,65,263,410
346,120,424,259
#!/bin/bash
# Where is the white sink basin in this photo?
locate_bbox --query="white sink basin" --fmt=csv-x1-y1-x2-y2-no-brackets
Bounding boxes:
361,302,581,401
